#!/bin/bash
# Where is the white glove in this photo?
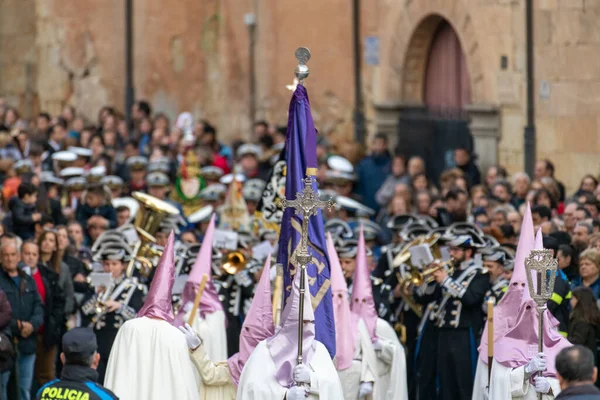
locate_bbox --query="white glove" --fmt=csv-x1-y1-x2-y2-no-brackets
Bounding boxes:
534,376,551,394
524,353,546,376
372,339,382,352
234,270,253,287
359,382,373,398
178,323,202,350
293,364,311,384
286,386,307,400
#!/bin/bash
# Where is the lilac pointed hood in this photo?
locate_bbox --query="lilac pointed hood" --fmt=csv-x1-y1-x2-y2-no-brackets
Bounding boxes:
495,223,571,374
137,231,176,323
266,267,316,388
478,203,535,363
326,232,355,371
174,214,223,327
350,225,378,342
227,254,275,386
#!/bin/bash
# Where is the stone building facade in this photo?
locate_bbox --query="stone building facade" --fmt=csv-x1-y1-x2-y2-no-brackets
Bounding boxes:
0,0,599,190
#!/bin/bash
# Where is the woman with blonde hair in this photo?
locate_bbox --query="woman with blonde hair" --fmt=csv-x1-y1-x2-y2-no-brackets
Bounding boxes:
571,248,600,300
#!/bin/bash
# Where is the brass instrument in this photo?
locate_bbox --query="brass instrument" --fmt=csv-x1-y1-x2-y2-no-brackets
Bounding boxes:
222,251,247,275
126,192,180,278
400,259,455,292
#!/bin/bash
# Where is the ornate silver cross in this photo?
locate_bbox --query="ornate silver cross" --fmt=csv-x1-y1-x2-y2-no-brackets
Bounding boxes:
282,176,335,265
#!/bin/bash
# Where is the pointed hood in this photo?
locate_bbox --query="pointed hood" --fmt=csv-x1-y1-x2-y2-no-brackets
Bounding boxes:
266,268,316,388
326,232,355,371
227,254,275,386
174,214,223,327
495,223,570,375
137,231,176,323
350,225,378,342
478,203,535,363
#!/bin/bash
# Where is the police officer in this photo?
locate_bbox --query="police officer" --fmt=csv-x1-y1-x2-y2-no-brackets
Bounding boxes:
35,328,118,400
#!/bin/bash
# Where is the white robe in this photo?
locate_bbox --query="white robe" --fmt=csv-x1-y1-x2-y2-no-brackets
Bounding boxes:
185,309,228,361
472,358,490,400
104,317,199,400
236,340,344,400
337,334,377,400
190,343,236,400
489,359,561,400
356,318,408,400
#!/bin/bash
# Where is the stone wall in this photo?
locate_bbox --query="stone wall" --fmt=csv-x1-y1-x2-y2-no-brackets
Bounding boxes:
2,0,600,191
0,0,38,117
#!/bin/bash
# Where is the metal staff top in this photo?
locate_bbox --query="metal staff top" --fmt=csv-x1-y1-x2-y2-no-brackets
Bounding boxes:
294,47,311,85
282,175,335,367
524,249,557,309
282,176,336,265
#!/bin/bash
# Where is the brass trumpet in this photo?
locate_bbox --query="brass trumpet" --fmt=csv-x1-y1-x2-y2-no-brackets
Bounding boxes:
222,251,247,275
400,259,455,291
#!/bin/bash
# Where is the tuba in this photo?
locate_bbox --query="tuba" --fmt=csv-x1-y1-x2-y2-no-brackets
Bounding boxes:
126,192,180,278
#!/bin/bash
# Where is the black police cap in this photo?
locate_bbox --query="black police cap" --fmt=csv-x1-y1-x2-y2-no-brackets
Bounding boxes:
62,328,97,359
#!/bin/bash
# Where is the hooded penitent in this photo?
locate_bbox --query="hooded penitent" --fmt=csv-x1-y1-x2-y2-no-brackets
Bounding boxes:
326,232,355,371
174,214,223,326
266,266,316,388
478,203,535,363
137,231,177,323
227,254,275,386
350,225,378,342
494,227,571,376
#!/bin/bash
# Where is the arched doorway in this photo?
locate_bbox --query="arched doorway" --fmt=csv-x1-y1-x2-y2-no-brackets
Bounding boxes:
424,20,471,110
395,17,475,183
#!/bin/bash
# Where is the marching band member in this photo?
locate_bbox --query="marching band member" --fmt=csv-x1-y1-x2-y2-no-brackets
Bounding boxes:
236,268,343,399
80,242,145,382
327,232,377,400
178,254,275,400
174,214,228,361
352,226,408,400
104,232,200,400
482,249,511,311
413,234,489,400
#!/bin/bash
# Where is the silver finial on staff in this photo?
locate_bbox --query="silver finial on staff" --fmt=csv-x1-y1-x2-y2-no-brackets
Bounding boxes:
294,47,311,85
524,249,557,400
281,176,335,370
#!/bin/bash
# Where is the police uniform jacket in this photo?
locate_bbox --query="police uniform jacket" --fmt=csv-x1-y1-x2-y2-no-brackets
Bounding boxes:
36,364,118,400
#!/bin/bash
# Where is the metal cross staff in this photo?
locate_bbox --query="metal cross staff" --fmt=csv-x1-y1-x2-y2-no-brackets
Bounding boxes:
282,175,335,365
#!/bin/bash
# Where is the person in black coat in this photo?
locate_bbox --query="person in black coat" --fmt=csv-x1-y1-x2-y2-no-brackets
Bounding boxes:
10,183,42,241
0,241,44,400
568,287,600,385
75,184,117,242
0,288,13,398
555,346,600,399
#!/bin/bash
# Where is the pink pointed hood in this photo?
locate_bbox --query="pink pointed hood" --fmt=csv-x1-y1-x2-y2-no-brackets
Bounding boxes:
174,214,223,326
478,203,535,363
137,231,176,323
350,225,378,342
227,254,275,386
266,267,316,388
326,232,355,371
495,224,571,374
